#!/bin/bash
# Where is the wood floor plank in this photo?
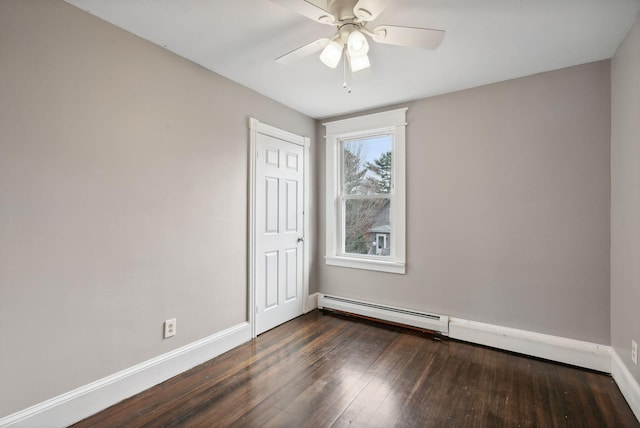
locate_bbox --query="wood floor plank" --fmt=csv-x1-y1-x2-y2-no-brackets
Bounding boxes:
234,318,393,427
72,311,640,428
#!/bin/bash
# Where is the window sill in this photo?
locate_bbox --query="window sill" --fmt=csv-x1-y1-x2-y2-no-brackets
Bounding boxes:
325,256,406,274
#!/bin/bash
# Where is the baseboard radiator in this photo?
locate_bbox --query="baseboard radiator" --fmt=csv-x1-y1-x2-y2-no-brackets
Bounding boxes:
318,294,449,336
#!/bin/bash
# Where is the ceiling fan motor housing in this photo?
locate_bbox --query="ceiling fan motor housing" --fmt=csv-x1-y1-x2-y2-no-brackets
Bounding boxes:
338,22,362,43
327,0,359,22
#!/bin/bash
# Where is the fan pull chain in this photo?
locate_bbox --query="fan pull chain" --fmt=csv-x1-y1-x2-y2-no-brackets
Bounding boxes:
342,52,352,93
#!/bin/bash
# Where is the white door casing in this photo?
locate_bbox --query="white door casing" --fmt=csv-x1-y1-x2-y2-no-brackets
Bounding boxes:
249,119,310,337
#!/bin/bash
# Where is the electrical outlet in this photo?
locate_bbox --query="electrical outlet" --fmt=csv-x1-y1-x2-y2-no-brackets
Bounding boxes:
632,340,638,365
164,319,176,339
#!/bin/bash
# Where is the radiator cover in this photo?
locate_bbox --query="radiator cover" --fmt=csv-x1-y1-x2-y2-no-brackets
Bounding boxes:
318,294,449,335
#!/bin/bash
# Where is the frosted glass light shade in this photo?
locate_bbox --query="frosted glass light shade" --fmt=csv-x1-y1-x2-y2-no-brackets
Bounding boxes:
319,40,343,68
347,30,369,57
348,52,370,72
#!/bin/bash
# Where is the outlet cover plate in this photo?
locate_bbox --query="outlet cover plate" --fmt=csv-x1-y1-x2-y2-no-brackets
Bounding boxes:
164,318,176,339
632,340,638,365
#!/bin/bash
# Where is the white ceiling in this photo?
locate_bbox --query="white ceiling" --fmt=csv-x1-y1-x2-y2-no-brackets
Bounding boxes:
65,0,639,119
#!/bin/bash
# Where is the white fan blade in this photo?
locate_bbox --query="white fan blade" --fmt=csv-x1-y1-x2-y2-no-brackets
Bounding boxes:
353,0,389,22
270,0,336,25
371,25,445,49
276,38,331,65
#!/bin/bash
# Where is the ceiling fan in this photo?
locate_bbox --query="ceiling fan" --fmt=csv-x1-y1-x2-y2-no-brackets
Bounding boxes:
272,0,445,74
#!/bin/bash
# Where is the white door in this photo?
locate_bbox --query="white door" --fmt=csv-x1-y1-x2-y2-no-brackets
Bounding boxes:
255,132,304,334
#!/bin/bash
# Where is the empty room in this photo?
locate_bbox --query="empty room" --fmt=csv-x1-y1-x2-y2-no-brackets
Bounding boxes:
1,0,639,426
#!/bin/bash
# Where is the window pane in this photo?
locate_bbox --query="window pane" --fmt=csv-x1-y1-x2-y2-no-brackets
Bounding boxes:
344,198,391,256
342,135,392,195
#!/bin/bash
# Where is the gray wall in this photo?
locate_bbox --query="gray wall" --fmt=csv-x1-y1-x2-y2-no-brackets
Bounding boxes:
0,0,316,416
611,16,640,383
0,0,627,419
317,61,612,345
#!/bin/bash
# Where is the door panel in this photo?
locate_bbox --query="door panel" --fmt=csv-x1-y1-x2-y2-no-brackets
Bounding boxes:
256,133,304,334
265,177,279,234
286,180,298,231
264,251,279,309
285,248,298,301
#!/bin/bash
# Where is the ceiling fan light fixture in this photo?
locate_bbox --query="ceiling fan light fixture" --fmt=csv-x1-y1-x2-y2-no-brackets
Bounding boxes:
348,52,371,72
319,40,343,68
347,29,369,57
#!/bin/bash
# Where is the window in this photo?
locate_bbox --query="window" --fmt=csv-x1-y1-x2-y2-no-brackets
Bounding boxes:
324,108,406,274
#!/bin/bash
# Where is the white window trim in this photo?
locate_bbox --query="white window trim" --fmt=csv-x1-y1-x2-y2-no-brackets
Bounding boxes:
324,108,407,274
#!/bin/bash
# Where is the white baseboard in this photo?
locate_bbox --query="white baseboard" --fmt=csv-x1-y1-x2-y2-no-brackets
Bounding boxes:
611,349,640,421
0,322,251,428
449,318,611,373
304,292,319,313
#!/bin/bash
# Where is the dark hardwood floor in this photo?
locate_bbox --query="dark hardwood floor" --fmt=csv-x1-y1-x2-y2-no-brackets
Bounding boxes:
73,310,639,427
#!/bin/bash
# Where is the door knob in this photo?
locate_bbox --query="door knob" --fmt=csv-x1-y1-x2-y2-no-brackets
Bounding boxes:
297,237,304,243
